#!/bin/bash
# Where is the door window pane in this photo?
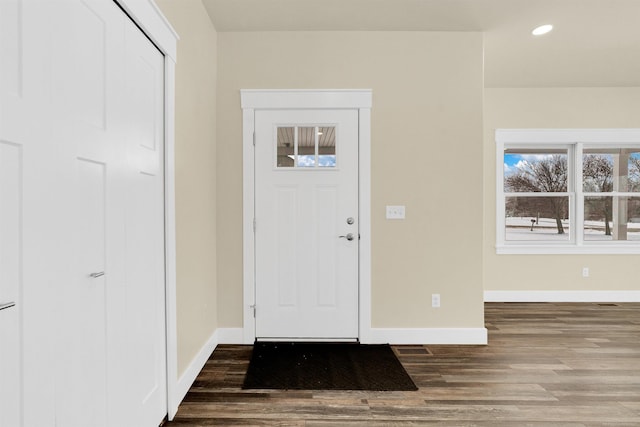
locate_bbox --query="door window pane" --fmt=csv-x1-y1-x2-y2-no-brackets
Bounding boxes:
297,127,316,167
276,125,337,169
277,127,294,168
318,126,336,167
505,196,570,241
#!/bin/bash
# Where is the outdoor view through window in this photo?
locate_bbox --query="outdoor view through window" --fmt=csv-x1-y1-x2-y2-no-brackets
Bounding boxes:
277,126,336,168
503,148,640,243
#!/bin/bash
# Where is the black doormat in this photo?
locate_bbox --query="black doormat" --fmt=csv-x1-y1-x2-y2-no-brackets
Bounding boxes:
242,342,418,391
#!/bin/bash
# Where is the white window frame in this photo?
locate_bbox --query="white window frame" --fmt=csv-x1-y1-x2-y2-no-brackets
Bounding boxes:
496,129,640,254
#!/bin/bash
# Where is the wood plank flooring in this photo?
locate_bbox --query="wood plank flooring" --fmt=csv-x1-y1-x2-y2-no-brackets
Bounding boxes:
165,303,640,426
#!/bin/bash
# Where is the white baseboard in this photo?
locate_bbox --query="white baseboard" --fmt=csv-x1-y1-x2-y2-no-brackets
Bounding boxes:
172,327,244,417
173,329,219,414
218,327,244,344
368,328,488,345
484,290,640,302
214,327,487,345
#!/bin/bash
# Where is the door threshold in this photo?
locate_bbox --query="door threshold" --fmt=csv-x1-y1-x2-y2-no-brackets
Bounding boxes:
255,338,359,343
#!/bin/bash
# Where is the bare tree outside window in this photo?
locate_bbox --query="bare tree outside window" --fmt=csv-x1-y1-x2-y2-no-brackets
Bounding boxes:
498,130,640,251
583,154,613,235
630,156,640,192
505,155,568,234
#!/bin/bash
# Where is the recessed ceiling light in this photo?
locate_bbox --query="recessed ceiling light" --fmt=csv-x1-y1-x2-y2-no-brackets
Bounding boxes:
532,24,553,36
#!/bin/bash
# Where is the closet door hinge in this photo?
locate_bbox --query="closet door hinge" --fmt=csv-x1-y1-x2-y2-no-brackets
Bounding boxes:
253,218,256,232
252,131,256,146
250,304,256,318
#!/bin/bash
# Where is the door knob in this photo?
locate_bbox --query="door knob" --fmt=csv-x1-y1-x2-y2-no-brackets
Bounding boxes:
339,233,355,241
89,271,105,278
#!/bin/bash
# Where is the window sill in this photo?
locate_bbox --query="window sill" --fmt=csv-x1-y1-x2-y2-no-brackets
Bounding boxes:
496,244,640,255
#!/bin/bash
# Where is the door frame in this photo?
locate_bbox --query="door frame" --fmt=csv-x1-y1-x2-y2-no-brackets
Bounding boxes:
241,89,372,344
113,0,179,419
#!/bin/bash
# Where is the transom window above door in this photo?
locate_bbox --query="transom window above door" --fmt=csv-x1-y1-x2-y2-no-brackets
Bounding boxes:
276,125,337,168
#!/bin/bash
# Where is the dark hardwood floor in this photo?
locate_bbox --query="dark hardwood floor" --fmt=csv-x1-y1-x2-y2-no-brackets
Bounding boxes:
165,302,640,426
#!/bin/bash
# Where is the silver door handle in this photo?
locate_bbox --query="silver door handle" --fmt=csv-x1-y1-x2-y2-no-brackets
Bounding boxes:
0,302,16,311
89,272,105,278
339,233,355,241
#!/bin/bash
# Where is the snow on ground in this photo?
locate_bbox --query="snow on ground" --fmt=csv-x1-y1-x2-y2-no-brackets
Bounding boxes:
505,217,640,241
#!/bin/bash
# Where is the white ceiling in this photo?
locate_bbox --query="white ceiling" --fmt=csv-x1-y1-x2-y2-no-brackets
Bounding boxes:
201,0,640,88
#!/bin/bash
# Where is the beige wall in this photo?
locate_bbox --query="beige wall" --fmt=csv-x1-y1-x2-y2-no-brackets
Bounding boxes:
155,0,218,376
217,31,485,329
484,87,640,292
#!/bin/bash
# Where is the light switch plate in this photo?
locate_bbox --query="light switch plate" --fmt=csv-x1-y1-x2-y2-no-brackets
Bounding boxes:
386,205,405,219
432,293,441,308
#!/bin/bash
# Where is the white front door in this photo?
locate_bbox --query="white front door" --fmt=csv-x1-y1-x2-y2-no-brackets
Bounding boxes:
254,109,359,340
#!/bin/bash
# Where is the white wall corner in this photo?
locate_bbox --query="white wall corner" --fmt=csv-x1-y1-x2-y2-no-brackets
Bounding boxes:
485,290,640,302
172,329,219,417
368,328,488,345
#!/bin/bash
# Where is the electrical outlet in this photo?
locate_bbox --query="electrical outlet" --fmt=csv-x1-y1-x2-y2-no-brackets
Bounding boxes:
582,267,589,277
431,293,441,308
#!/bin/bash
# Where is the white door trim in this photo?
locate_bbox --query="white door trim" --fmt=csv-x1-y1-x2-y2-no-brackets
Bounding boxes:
241,89,373,344
113,0,179,419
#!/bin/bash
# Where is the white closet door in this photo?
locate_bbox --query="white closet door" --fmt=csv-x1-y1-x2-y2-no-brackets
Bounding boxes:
121,14,167,426
51,1,127,425
1,1,59,425
0,141,22,427
0,1,167,426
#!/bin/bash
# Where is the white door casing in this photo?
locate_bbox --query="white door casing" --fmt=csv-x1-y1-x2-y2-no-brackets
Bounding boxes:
241,90,373,344
254,109,359,340
0,0,177,425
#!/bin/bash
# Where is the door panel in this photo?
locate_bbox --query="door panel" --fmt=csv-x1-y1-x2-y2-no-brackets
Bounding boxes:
315,186,339,307
123,17,167,425
56,159,108,427
275,186,298,307
255,109,359,340
52,0,109,129
0,307,20,427
1,1,59,424
0,0,22,97
0,141,22,427
0,1,167,425
51,2,122,424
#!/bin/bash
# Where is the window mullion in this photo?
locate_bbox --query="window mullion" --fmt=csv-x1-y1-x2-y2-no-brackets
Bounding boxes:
314,126,319,168
575,143,584,246
504,192,570,197
293,126,299,167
